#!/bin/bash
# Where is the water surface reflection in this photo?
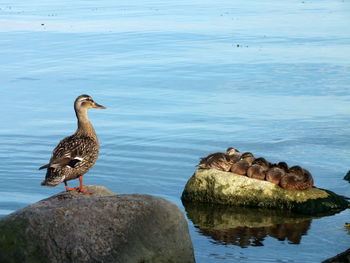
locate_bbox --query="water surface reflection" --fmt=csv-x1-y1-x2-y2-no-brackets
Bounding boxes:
183,202,326,248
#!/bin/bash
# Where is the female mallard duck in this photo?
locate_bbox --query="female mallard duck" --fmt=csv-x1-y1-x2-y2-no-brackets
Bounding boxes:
39,94,106,194
266,161,288,185
247,157,270,180
280,165,314,190
230,152,255,175
197,147,241,172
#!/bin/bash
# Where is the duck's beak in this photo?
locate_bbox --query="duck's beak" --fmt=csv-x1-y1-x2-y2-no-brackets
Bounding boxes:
93,102,106,109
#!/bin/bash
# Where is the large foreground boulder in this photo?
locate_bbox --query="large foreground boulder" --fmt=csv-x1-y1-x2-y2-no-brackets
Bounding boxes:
182,169,349,215
0,186,195,263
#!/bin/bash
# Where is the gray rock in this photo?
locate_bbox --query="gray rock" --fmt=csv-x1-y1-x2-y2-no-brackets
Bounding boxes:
323,248,350,263
344,170,350,182
182,169,349,215
0,185,195,263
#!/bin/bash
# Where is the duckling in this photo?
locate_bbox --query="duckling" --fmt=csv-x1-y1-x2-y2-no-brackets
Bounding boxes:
240,152,255,163
39,94,106,194
277,161,288,171
230,152,255,175
197,147,240,172
302,168,314,187
266,162,288,185
280,165,314,191
247,157,270,180
226,147,242,160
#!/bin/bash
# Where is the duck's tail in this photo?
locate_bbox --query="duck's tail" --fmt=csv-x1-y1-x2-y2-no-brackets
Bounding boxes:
39,163,50,170
41,180,57,186
40,168,62,187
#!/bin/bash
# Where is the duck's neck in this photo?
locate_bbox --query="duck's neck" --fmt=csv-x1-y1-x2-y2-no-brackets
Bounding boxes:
75,108,97,139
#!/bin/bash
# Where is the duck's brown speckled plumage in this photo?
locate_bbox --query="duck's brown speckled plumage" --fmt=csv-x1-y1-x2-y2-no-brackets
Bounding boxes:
266,162,288,185
230,152,254,175
40,94,105,192
280,166,314,191
247,157,270,180
198,147,240,172
41,135,99,186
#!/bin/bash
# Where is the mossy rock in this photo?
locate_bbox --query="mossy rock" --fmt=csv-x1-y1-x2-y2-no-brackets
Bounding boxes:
181,169,349,215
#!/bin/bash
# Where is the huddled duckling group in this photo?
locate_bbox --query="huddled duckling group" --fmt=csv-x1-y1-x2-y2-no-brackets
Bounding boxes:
198,148,314,191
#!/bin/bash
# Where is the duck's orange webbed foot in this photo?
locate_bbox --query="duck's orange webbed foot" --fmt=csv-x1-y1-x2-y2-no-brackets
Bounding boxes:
76,176,93,194
64,176,93,194
76,186,93,194
64,182,77,191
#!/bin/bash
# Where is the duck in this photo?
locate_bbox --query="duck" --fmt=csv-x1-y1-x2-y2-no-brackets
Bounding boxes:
241,152,255,162
230,152,255,175
277,161,288,171
266,162,288,185
247,157,270,180
39,94,106,194
226,147,242,160
266,162,288,184
197,147,240,172
280,165,314,191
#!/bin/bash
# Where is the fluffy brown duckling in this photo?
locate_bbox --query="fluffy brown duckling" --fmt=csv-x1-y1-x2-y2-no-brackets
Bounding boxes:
266,161,288,185
247,157,270,180
230,152,255,175
226,147,242,161
197,147,240,172
277,161,288,171
280,165,314,190
240,152,255,163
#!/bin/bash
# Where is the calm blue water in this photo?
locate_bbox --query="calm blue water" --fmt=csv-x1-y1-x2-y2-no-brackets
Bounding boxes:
1,0,350,262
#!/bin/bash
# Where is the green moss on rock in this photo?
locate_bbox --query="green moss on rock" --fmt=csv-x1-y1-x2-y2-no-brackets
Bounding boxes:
181,169,349,215
0,217,48,263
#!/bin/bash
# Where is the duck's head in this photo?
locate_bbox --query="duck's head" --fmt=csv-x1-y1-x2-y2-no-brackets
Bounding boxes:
226,147,240,155
277,161,288,171
253,157,270,167
240,152,255,164
74,94,106,111
241,152,254,159
288,165,303,174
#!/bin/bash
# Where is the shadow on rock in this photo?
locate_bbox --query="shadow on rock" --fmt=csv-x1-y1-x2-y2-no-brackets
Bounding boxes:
183,201,335,248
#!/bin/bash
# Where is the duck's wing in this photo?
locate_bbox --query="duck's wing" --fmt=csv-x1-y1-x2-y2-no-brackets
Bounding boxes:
39,157,82,170
39,135,97,170
197,152,230,169
197,152,220,167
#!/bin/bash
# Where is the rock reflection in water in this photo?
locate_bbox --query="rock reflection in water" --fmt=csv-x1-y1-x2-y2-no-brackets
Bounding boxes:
183,202,315,247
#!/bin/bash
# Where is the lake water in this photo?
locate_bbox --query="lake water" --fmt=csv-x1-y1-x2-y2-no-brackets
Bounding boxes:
1,0,350,262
